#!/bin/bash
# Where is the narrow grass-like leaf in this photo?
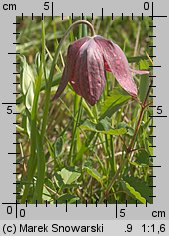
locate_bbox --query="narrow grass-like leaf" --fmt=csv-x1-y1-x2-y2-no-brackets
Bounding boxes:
139,60,150,102
127,56,147,63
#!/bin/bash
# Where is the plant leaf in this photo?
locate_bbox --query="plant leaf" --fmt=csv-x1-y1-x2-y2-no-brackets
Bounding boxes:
56,168,81,185
139,60,150,102
122,176,152,203
100,88,130,119
136,150,150,165
20,56,35,111
117,121,134,136
83,166,103,185
54,136,63,156
80,117,127,135
57,193,79,204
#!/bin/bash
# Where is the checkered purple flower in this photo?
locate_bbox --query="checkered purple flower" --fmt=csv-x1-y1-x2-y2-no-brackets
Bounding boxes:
53,35,149,105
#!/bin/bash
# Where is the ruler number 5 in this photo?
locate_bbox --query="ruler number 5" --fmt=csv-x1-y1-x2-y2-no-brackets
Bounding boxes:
157,106,163,115
120,208,126,217
44,2,50,11
7,105,13,114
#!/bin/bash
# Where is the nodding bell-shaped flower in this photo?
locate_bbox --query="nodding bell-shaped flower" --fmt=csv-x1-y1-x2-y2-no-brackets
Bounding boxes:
53,35,149,106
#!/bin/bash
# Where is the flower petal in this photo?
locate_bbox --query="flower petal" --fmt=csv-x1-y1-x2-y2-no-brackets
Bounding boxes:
94,35,138,96
71,38,106,105
130,68,149,75
53,37,90,100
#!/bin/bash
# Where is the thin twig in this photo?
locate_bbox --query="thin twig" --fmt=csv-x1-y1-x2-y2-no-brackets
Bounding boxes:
99,78,153,203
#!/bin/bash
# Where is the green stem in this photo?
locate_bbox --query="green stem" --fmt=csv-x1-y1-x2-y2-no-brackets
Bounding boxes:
41,20,95,138
32,131,45,203
68,18,90,165
99,80,152,203
32,20,46,203
69,97,83,164
110,135,116,175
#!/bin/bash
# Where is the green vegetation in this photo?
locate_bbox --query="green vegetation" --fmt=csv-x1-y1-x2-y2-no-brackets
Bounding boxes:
16,16,153,204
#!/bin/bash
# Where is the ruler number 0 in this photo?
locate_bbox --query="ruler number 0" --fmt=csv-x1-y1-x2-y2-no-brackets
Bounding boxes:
144,2,150,10
7,205,26,218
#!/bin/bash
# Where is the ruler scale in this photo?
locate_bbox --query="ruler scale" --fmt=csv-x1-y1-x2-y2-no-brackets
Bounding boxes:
0,0,168,235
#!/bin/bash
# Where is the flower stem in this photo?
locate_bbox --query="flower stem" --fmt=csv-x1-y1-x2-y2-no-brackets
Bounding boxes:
99,79,153,203
41,20,95,138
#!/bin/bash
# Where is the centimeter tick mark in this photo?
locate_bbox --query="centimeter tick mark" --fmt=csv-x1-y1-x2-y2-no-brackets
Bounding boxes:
66,200,68,212
96,200,98,207
132,13,133,20
2,102,20,104
149,165,161,168
149,115,167,118
115,200,118,218
8,152,20,155
149,75,156,78
8,52,20,55
52,2,54,20
149,65,161,68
